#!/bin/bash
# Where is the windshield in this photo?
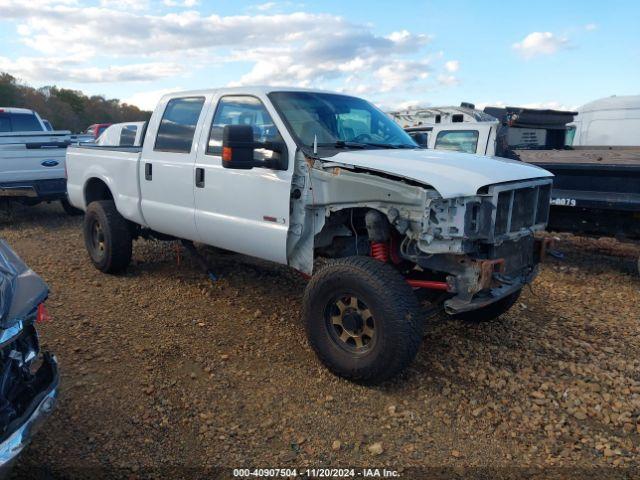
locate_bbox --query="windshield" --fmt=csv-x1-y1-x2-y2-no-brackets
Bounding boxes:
269,91,418,150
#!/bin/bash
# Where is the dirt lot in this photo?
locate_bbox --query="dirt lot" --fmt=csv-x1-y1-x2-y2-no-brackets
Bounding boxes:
2,203,640,477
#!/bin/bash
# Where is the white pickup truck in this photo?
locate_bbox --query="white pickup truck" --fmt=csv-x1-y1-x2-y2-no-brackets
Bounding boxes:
0,107,78,213
66,87,553,383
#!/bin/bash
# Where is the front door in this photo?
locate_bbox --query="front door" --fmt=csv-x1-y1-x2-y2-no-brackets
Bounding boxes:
193,94,293,264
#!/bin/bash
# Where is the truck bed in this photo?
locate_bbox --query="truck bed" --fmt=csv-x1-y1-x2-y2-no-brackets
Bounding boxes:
517,147,640,239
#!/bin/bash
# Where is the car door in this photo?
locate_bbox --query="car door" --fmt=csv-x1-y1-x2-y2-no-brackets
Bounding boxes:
139,95,209,241
193,94,294,264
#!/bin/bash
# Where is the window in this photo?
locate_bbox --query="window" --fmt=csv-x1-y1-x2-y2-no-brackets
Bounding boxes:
119,125,138,147
207,96,283,163
434,130,479,154
0,112,44,132
154,97,205,153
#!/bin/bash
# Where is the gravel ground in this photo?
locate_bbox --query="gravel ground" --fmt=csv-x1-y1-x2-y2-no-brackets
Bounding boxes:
2,203,639,478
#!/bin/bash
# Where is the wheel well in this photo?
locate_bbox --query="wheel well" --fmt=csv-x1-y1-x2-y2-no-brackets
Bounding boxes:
84,178,113,206
315,208,389,258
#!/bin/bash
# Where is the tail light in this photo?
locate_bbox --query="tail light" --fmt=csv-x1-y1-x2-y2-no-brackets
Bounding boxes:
37,303,51,323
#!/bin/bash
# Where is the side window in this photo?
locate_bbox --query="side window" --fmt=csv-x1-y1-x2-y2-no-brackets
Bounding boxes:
154,97,205,153
207,96,283,163
435,130,479,154
119,125,137,147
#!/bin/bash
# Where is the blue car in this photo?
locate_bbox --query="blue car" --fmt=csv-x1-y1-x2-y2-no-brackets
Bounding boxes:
0,240,58,474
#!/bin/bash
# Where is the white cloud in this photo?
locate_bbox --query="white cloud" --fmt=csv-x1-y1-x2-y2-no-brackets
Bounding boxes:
163,0,199,7
512,32,569,58
123,87,182,110
437,74,458,86
444,60,459,73
0,56,183,83
255,2,277,11
0,0,458,99
100,0,148,10
374,60,430,92
584,23,598,31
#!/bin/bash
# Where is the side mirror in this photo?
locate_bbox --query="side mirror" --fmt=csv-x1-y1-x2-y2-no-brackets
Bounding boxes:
222,124,255,170
222,124,287,170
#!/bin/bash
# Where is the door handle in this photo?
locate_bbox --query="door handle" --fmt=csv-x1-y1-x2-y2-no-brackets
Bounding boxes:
195,167,205,188
144,162,152,181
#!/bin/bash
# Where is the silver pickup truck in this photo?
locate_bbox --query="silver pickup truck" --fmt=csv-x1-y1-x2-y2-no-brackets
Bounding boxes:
66,87,553,383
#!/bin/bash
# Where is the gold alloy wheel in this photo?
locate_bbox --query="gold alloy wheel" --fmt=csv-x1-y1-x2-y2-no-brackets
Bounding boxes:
326,294,376,353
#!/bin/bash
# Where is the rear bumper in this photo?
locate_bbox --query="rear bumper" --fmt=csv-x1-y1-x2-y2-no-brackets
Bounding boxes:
0,179,67,201
0,353,58,476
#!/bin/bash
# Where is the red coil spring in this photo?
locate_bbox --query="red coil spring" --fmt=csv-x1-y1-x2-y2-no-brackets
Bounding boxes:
370,242,390,262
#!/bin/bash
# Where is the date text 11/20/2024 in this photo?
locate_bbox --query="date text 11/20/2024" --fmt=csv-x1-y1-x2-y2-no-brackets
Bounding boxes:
233,468,401,478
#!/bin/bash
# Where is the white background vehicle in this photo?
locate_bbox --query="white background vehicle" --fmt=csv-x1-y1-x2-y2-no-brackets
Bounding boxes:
392,104,571,156
0,107,78,212
568,95,640,146
96,121,146,147
66,87,552,383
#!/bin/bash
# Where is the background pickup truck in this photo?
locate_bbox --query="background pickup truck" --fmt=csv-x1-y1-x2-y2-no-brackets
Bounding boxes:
0,107,79,214
66,87,552,383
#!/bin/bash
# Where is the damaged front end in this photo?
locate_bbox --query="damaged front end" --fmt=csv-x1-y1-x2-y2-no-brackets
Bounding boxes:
415,179,553,313
289,152,553,316
0,240,58,474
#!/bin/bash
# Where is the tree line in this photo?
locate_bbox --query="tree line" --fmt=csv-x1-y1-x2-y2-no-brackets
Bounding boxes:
0,73,151,132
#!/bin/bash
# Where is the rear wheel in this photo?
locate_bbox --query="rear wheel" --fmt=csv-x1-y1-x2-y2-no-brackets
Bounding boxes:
83,200,132,273
451,289,522,322
303,257,422,384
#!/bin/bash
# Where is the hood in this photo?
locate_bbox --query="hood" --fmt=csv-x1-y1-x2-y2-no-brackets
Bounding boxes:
0,240,48,329
328,149,553,198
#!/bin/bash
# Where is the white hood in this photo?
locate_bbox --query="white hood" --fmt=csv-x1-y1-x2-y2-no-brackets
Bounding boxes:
329,149,553,198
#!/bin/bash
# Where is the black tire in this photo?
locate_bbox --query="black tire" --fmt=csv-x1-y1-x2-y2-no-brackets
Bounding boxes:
303,257,422,384
83,200,132,273
60,198,83,216
451,289,522,322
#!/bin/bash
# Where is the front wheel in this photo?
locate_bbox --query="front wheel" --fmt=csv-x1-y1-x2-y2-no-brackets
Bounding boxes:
451,289,522,322
83,200,132,273
303,257,422,384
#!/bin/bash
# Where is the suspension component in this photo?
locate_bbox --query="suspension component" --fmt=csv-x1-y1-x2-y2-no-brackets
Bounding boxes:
406,279,450,291
370,242,390,262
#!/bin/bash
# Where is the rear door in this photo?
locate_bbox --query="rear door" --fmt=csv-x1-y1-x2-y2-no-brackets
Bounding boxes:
139,95,209,241
193,94,294,263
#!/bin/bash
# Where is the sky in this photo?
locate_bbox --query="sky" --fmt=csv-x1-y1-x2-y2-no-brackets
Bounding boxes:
0,0,638,111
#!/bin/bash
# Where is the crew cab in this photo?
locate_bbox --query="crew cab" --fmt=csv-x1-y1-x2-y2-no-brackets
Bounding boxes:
66,87,553,383
0,108,77,212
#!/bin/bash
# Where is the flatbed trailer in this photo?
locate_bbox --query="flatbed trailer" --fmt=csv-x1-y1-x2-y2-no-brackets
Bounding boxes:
517,147,640,239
